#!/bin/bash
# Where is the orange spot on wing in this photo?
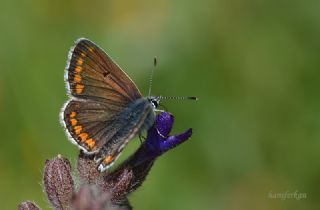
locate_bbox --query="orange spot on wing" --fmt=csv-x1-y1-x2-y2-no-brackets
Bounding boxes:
81,52,86,57
70,112,76,118
70,119,77,126
74,74,81,83
77,58,84,65
103,156,114,164
79,133,88,141
75,84,84,94
88,47,94,52
74,125,82,134
86,138,96,149
75,66,82,73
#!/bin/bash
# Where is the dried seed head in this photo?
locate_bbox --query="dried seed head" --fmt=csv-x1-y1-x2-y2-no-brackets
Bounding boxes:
18,201,41,210
102,168,134,202
77,151,103,186
43,154,74,210
72,185,129,210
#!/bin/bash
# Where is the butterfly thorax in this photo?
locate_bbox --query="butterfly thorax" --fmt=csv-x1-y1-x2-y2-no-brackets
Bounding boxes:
117,98,156,133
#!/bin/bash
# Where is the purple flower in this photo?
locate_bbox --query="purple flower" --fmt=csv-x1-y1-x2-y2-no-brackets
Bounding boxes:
137,112,193,163
18,112,193,210
102,112,193,197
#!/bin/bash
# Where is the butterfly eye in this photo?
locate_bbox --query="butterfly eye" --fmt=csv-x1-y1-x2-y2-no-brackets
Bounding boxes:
151,99,159,108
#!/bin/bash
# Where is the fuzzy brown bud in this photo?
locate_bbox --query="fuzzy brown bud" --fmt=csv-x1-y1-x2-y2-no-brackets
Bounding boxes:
103,168,134,202
77,152,103,186
18,201,41,210
43,154,74,210
72,185,129,210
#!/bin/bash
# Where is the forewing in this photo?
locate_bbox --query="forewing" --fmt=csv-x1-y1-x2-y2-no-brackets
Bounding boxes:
65,38,142,103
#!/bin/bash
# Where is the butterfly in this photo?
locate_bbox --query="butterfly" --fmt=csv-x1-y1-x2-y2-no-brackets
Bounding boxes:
60,38,160,172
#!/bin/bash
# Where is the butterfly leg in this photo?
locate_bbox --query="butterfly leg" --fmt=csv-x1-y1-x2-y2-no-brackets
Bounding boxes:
139,133,146,144
154,109,165,113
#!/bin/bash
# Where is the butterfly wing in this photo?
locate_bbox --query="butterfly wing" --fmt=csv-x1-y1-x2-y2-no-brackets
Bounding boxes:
65,38,142,102
61,38,143,153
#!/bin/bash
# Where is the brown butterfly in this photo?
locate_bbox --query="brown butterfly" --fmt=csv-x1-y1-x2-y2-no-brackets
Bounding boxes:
60,38,159,172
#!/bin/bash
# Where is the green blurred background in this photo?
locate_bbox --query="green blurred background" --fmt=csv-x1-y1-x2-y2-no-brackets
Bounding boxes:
1,0,320,209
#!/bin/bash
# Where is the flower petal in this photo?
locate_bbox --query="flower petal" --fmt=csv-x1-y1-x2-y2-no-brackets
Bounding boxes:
156,112,174,137
160,128,192,153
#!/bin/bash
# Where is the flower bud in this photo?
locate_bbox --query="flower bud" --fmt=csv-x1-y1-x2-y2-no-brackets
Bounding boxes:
43,155,74,210
18,201,41,210
77,152,102,186
72,185,128,210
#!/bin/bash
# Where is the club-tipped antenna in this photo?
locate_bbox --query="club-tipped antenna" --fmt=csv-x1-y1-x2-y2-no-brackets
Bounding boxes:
148,57,157,97
159,96,198,101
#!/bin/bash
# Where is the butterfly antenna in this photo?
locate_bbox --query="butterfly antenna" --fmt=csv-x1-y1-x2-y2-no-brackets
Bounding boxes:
148,57,157,97
159,96,198,101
